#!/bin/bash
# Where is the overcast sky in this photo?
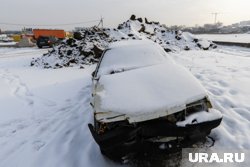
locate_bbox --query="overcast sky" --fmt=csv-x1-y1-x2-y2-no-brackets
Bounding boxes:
0,0,250,30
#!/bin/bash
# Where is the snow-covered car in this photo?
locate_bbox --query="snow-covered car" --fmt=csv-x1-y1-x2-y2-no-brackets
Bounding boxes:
88,40,222,160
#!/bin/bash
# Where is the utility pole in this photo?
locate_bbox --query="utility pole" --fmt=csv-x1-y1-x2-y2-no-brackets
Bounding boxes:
211,12,220,24
97,16,104,28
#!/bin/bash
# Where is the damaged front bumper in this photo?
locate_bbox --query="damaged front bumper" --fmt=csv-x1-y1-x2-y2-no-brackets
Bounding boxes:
88,114,222,160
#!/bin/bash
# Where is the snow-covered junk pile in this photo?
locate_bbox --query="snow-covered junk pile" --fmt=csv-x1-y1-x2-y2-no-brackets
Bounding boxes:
31,15,217,68
31,27,111,68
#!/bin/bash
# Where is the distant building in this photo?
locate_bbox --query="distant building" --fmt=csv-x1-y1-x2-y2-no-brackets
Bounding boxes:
239,21,250,27
3,30,22,35
22,28,33,34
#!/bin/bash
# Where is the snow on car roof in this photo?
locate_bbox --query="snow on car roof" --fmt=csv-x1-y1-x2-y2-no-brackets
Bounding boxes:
95,61,207,121
96,40,170,76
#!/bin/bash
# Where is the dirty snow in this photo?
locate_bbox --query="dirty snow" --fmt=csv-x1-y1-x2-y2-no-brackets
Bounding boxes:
31,16,216,69
0,44,250,166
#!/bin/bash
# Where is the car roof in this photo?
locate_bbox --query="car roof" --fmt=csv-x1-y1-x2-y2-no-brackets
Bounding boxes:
96,40,170,77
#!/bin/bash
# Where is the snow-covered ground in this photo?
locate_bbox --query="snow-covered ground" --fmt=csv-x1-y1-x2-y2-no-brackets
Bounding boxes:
0,42,17,46
0,48,118,167
0,45,250,166
171,46,250,150
196,34,250,43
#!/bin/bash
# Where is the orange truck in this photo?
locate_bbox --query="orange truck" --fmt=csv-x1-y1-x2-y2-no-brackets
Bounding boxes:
33,29,66,39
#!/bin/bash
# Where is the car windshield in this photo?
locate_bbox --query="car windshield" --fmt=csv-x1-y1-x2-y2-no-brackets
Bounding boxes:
96,40,169,77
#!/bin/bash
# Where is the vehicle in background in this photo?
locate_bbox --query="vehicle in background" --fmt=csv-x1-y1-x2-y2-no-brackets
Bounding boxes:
33,29,66,40
36,36,59,48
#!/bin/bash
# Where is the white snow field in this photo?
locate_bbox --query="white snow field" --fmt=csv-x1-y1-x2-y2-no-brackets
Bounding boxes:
0,45,250,167
196,34,250,43
171,47,250,149
0,42,17,46
0,48,118,167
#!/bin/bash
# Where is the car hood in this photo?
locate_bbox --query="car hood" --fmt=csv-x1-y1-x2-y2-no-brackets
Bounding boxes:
93,62,207,123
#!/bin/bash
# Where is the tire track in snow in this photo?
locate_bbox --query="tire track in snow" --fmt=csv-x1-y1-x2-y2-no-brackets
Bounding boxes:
0,74,110,167
0,69,34,106
0,69,57,107
33,80,95,164
0,69,58,163
29,78,113,167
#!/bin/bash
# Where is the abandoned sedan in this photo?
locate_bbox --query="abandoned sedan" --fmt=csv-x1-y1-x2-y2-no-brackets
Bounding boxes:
88,40,222,161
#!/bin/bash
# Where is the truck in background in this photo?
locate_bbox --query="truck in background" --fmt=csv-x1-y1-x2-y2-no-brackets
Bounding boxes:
33,29,66,40
33,29,66,48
